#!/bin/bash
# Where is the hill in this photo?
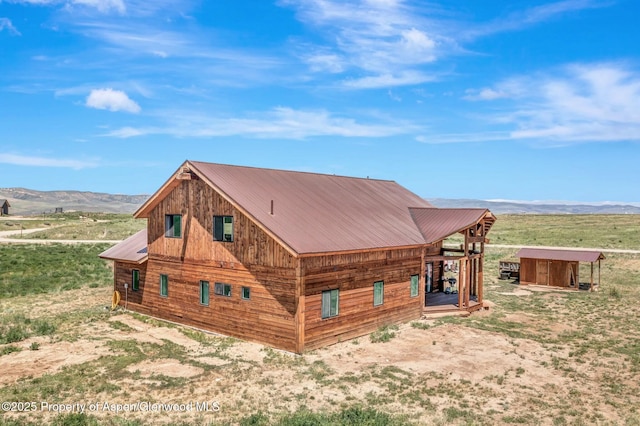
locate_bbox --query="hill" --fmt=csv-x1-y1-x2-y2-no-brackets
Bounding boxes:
428,198,640,214
0,188,149,215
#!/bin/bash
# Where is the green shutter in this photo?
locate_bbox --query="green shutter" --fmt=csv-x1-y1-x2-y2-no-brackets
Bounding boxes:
132,270,140,291
160,274,168,297
321,290,331,318
213,216,223,241
200,281,209,305
410,275,419,297
173,215,181,237
374,281,384,306
330,289,339,317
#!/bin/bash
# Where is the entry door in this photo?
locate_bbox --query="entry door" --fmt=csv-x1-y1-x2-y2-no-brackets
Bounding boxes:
536,260,549,285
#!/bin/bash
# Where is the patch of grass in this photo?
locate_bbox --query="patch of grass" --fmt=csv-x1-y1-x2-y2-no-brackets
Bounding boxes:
0,244,112,297
369,324,399,343
1,345,21,355
108,320,134,332
410,321,431,330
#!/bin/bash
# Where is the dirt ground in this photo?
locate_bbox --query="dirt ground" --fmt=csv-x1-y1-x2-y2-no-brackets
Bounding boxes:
1,284,637,425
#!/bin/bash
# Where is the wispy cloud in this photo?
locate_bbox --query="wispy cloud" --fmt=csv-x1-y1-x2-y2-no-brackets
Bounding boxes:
5,0,125,14
85,88,141,113
463,0,611,39
427,62,640,145
104,107,421,139
0,17,21,35
281,0,449,88
0,153,99,169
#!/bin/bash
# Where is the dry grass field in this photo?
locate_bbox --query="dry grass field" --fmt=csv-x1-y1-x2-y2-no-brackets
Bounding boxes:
0,214,639,425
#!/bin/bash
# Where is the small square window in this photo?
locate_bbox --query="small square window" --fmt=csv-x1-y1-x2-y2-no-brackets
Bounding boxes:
321,289,339,319
410,274,419,298
214,282,232,297
213,216,234,242
241,287,251,300
165,214,182,238
132,269,140,291
200,281,209,306
160,274,168,297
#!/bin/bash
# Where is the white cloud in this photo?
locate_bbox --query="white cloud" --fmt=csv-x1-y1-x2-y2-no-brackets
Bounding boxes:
430,63,640,145
0,153,99,169
0,17,21,35
5,0,125,13
85,88,141,113
103,107,421,139
343,71,436,89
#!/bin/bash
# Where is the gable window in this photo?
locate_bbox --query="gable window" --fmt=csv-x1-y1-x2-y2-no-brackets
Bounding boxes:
132,269,140,291
373,281,384,306
214,282,232,297
200,281,209,306
160,274,168,297
321,289,339,319
241,286,251,300
410,274,419,298
165,214,182,238
213,215,234,242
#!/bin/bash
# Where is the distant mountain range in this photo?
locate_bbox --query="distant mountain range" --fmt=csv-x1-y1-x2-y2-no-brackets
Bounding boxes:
1,188,639,215
427,198,640,214
0,188,149,215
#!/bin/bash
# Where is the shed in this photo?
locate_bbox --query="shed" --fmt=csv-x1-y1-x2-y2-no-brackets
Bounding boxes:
516,248,605,291
0,199,10,216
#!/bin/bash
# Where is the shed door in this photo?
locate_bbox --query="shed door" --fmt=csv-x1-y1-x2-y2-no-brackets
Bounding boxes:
536,260,548,285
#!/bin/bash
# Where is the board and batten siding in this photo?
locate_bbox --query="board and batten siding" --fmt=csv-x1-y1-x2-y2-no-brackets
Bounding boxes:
114,261,148,306
301,247,424,351
147,178,295,269
123,178,298,351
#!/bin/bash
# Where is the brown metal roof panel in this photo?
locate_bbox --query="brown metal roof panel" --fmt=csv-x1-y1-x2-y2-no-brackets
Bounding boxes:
99,229,148,263
410,208,490,243
190,161,432,254
516,248,605,262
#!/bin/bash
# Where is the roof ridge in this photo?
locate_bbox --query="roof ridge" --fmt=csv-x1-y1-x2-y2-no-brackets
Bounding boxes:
188,160,396,183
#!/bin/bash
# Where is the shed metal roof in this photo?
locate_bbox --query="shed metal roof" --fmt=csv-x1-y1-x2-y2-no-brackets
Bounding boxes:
516,247,605,263
410,208,493,244
99,229,148,264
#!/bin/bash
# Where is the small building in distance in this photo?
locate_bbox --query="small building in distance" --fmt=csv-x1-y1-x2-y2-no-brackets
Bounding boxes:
516,247,605,291
0,199,10,216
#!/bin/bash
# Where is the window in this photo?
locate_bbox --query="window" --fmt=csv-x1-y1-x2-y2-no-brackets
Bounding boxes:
373,281,384,306
214,282,232,297
321,289,339,319
410,274,419,298
165,214,182,238
213,215,234,242
241,286,251,300
132,269,140,291
160,274,168,297
200,281,209,306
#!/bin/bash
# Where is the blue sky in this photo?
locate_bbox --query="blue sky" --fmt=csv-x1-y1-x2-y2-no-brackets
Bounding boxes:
1,0,639,203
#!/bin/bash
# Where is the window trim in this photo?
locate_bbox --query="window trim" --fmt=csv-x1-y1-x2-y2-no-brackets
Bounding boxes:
132,269,140,292
213,215,234,242
214,282,232,297
373,281,384,306
321,289,339,319
165,214,182,238
410,274,419,298
241,286,251,300
200,280,210,306
160,274,168,297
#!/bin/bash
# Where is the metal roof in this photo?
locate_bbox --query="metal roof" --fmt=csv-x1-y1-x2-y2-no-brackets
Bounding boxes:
188,161,433,254
410,208,493,243
516,247,605,263
99,229,148,263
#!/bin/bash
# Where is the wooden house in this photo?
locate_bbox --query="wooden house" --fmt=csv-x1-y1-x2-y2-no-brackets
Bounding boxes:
517,248,605,291
0,199,10,216
100,161,495,353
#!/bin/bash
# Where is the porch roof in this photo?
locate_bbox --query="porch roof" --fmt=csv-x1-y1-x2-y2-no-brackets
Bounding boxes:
99,229,148,264
409,208,494,244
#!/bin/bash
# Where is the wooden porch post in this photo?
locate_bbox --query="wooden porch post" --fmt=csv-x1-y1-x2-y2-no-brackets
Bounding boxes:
458,259,465,310
590,262,594,292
